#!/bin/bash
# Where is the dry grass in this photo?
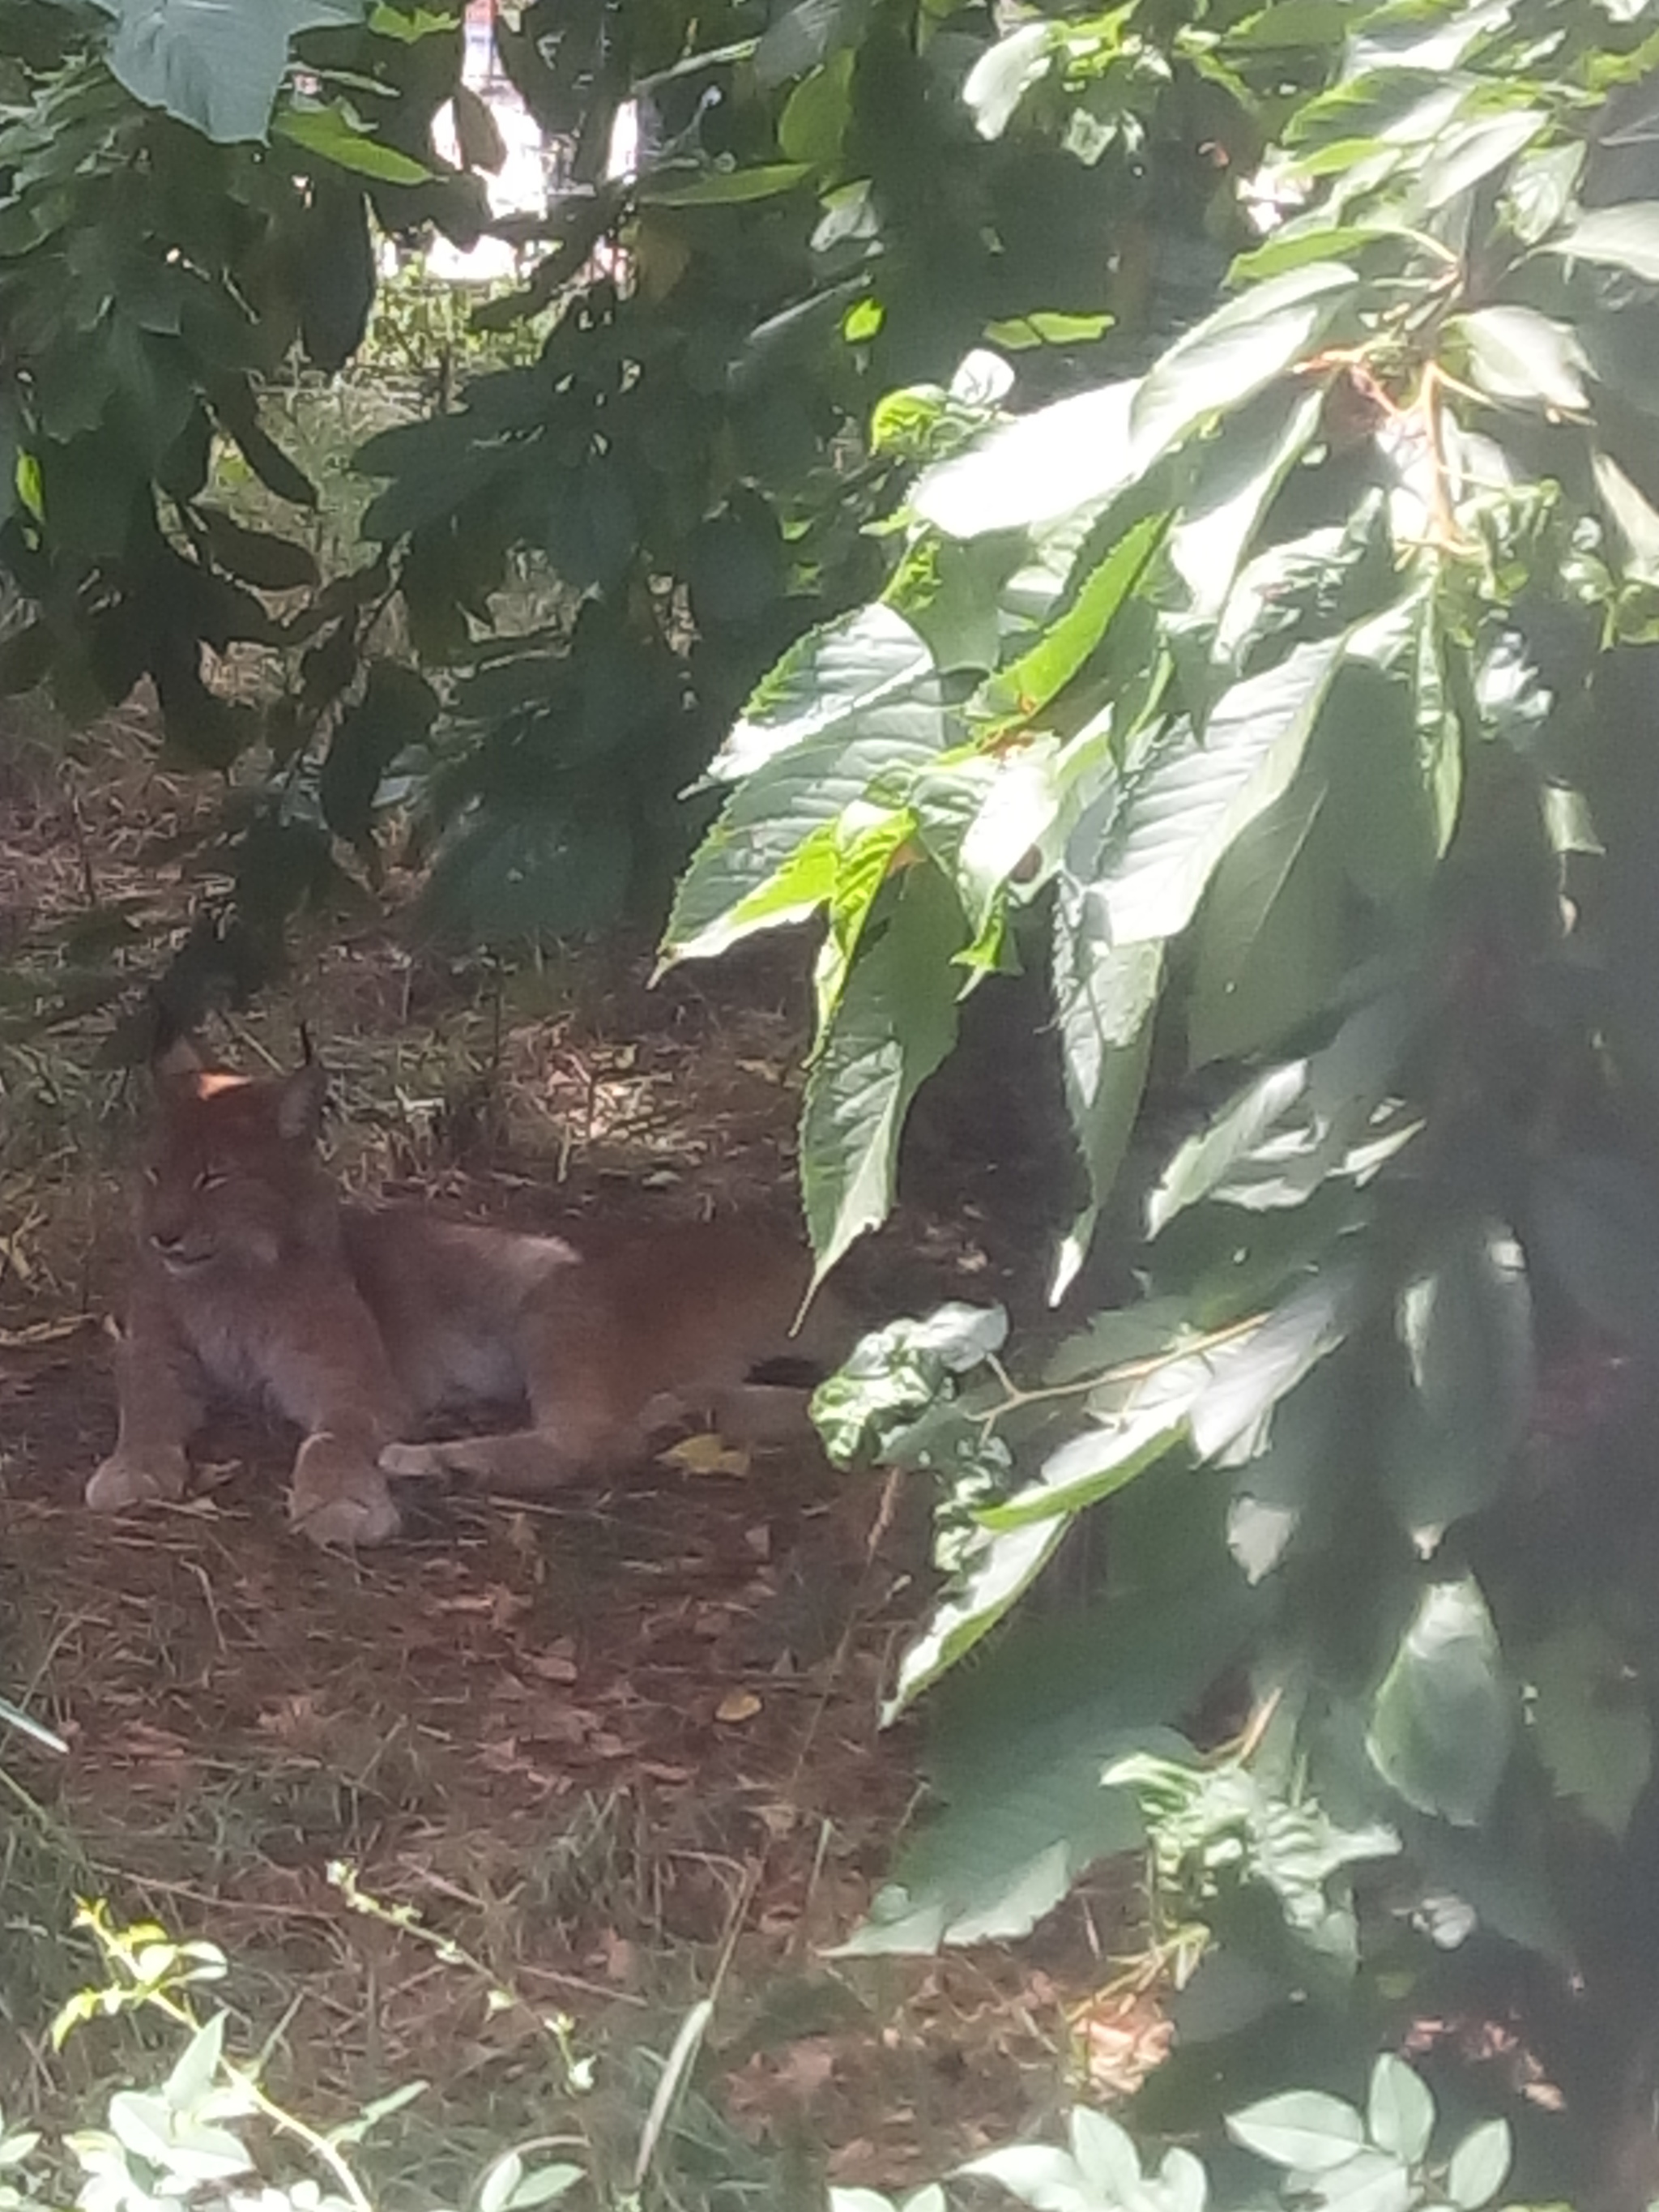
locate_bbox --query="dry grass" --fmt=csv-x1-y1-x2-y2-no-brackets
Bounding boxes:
0,699,1134,2205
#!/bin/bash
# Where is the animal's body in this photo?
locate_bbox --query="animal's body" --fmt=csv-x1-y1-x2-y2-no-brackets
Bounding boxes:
88,1044,834,1545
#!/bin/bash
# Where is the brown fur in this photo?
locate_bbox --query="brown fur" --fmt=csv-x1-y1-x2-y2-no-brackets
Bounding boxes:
90,1044,838,1546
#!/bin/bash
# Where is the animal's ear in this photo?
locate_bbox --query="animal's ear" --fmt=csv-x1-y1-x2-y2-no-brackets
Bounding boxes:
150,1034,205,1100
275,1060,328,1145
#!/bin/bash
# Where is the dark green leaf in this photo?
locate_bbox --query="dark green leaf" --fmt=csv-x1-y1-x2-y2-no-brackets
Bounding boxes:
800,864,965,1280
1367,1576,1513,1826
275,100,431,181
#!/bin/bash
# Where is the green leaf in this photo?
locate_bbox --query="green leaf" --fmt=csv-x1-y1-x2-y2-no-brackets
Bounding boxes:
1528,1620,1653,1839
1367,1576,1513,1826
710,604,936,784
914,380,1139,539
193,507,319,591
1095,634,1346,946
960,2146,1095,2211
889,1518,1068,1715
1049,890,1160,1296
319,662,438,848
1367,2055,1434,2165
1170,382,1324,625
1226,2090,1366,2170
801,865,965,1281
1153,991,1414,1227
1383,1222,1533,1554
980,515,1165,725
638,162,812,207
89,0,366,143
778,53,854,166
1129,261,1356,468
1453,305,1589,414
1445,2119,1511,2210
274,101,432,184
1502,143,1584,246
1542,202,1659,283
1324,591,1461,910
1187,759,1343,1069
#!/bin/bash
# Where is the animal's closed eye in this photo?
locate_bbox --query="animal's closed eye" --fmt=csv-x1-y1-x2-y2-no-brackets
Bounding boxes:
142,1166,160,1187
194,1168,228,1192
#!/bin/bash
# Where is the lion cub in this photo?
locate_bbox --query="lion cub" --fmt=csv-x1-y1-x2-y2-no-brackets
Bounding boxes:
90,1041,834,1547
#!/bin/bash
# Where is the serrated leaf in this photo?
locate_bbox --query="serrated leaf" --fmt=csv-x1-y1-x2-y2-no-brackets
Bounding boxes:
1367,2055,1434,2164
1367,1577,1512,1826
1226,2090,1366,2170
667,690,946,963
914,380,1140,539
986,1402,1189,1529
1097,634,1346,946
801,865,965,1281
1170,382,1323,622
1129,262,1355,466
1542,202,1659,283
889,1517,1068,1715
1445,2119,1510,2210
1455,305,1589,413
980,514,1166,725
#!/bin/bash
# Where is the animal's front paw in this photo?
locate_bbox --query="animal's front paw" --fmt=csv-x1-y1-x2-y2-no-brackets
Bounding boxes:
378,1440,449,1482
289,1433,402,1548
86,1449,189,1513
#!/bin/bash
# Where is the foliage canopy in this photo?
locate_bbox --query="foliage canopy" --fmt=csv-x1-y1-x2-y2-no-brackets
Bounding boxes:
11,0,1659,2201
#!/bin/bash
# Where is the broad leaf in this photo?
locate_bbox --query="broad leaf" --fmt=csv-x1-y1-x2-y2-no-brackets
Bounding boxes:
1454,305,1589,414
665,691,947,963
1543,202,1659,283
914,381,1140,539
800,865,966,1280
707,605,936,783
1129,261,1356,468
1187,758,1344,1069
1367,2055,1434,2165
1050,885,1161,1296
889,1516,1068,1715
1095,634,1346,946
1446,2119,1511,2210
1367,1577,1513,1826
1169,382,1323,625
90,0,365,143
273,101,430,185
1381,1221,1533,1554
1226,2090,1366,2171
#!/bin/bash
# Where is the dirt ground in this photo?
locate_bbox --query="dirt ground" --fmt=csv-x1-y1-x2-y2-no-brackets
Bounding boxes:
0,727,1123,2200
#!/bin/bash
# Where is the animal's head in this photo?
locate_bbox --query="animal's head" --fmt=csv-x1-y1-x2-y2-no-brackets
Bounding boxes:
137,1038,335,1276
